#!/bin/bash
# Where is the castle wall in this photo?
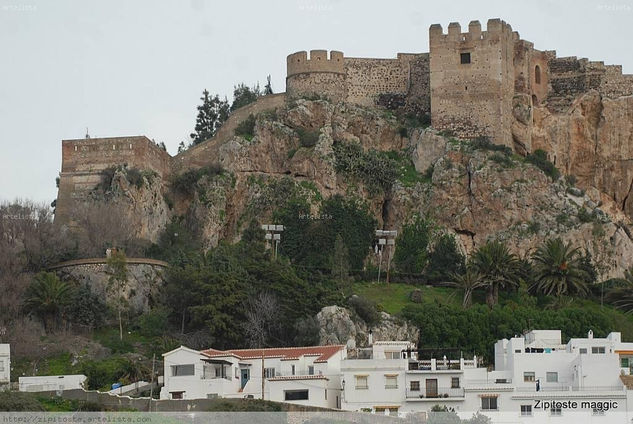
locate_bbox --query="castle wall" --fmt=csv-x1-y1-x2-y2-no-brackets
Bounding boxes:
430,19,515,146
406,54,431,116
344,54,417,106
547,57,633,112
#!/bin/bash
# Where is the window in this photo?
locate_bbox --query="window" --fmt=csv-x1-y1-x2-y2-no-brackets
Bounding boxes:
284,390,309,401
385,375,398,389
355,375,368,390
550,407,562,416
171,364,194,377
264,367,276,378
579,348,587,354
546,372,558,383
0,360,4,372
207,393,218,399
515,349,522,353
460,52,471,64
171,391,184,400
451,377,460,388
535,65,541,84
524,372,535,382
385,351,400,359
481,397,498,410
410,381,420,391
592,346,606,354
291,365,295,375
308,365,314,375
521,405,532,416
621,358,630,368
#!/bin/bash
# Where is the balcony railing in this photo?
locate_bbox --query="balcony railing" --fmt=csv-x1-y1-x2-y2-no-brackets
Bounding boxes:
408,359,468,371
406,387,465,399
465,379,513,385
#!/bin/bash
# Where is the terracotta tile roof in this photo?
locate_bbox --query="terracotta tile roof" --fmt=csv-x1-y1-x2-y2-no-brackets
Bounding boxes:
268,375,329,382
201,345,345,363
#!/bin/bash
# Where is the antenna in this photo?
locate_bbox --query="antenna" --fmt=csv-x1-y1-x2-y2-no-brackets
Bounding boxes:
85,127,90,139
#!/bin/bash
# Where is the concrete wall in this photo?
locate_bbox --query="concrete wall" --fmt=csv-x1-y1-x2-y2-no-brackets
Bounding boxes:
19,375,86,392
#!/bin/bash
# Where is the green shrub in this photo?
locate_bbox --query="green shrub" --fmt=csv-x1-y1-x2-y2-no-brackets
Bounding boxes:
234,114,256,140
578,207,595,223
0,392,45,411
470,136,513,156
170,164,224,195
295,128,320,148
489,153,514,168
526,149,560,181
349,295,381,326
99,166,117,191
136,307,171,337
333,142,398,193
81,357,147,390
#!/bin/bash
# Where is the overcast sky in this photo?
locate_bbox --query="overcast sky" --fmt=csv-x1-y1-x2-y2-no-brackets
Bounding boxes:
1,0,631,204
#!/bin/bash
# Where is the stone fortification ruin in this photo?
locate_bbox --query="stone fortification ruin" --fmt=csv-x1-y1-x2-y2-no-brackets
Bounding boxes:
54,18,633,246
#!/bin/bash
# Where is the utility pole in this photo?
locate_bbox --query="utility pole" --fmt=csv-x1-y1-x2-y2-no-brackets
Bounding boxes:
375,230,397,284
148,353,155,412
261,349,265,400
262,224,284,260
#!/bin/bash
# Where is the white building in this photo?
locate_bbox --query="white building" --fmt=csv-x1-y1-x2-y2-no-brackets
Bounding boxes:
160,344,346,408
342,331,633,422
0,344,9,390
19,374,87,392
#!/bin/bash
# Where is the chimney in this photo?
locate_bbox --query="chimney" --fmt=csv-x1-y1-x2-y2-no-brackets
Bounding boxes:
368,329,373,346
588,330,594,339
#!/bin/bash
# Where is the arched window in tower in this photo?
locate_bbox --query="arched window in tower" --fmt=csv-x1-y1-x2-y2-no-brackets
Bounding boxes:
535,65,541,84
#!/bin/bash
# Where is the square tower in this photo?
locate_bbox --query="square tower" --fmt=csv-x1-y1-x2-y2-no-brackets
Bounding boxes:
430,19,515,147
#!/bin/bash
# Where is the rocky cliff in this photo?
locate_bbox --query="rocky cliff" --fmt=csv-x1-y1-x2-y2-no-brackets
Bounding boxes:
73,95,633,278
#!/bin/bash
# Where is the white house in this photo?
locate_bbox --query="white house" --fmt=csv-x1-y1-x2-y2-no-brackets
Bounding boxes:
160,344,346,408
341,341,486,416
0,344,9,390
342,331,633,422
19,374,87,392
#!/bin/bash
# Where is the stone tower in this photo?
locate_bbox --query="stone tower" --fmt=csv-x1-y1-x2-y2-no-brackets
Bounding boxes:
429,19,516,147
286,50,346,102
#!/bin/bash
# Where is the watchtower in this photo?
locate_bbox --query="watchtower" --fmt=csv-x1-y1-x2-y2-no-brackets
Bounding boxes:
429,19,516,146
286,50,346,102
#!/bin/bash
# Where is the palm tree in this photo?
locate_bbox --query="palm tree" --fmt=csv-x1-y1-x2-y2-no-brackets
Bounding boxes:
606,268,633,313
447,266,485,308
531,238,590,297
24,272,72,330
471,240,520,307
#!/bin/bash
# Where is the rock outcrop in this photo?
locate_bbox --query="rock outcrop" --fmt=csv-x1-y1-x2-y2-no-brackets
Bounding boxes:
316,305,420,348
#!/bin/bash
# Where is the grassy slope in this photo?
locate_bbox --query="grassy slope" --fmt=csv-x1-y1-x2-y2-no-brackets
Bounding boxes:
352,281,633,341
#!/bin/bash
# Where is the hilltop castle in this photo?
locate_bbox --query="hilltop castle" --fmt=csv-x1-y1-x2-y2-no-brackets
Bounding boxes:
54,19,633,237
286,18,633,148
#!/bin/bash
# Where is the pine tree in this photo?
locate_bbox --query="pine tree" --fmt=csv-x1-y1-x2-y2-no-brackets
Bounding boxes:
331,234,350,282
190,89,230,145
231,83,261,112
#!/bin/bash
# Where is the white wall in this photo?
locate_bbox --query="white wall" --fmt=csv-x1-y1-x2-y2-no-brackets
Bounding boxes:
19,375,86,392
0,344,9,386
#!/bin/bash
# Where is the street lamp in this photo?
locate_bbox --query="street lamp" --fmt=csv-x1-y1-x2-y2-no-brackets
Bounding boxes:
375,229,397,284
262,224,284,260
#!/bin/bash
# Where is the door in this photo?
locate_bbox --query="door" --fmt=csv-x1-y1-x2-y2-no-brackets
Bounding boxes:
426,379,438,398
240,368,250,389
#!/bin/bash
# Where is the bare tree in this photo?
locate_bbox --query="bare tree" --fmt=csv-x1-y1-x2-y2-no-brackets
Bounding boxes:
243,292,281,348
72,201,135,257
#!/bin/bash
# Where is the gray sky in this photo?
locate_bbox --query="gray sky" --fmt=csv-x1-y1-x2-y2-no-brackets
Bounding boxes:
1,0,631,204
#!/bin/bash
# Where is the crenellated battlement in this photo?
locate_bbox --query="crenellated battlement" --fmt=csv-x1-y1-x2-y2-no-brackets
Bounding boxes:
429,19,515,44
286,50,345,77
